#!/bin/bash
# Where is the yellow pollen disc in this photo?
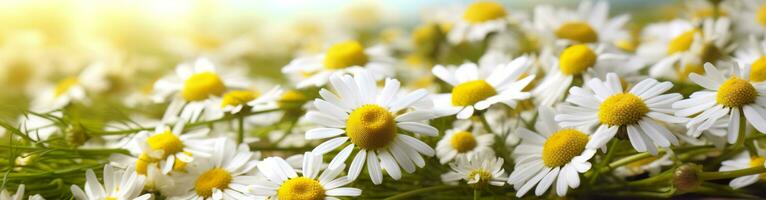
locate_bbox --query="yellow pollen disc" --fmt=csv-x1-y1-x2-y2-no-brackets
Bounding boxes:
105,197,117,200
749,157,766,181
467,169,492,186
668,29,698,55
559,44,597,75
462,2,507,24
450,131,478,153
54,77,79,97
716,77,758,108
757,5,766,26
277,177,326,200
323,41,369,69
750,57,766,82
451,80,497,106
542,129,589,167
135,153,156,175
173,151,193,172
194,168,232,198
677,63,705,82
555,22,599,43
146,130,184,158
182,72,225,101
346,104,397,149
598,93,649,126
221,90,259,107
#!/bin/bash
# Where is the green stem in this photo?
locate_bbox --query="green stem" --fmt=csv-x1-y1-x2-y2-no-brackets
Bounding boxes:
700,166,766,180
734,109,747,150
474,188,481,200
479,113,494,134
237,115,245,144
589,140,619,183
383,185,462,200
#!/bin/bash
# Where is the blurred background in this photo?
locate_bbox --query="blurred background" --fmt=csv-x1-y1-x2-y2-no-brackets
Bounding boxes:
0,0,682,118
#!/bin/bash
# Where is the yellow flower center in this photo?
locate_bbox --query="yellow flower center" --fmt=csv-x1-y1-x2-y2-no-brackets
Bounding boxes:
323,41,369,69
677,63,705,82
467,169,492,186
182,72,226,101
542,129,589,167
667,29,698,55
749,156,766,181
54,77,78,97
462,2,507,24
135,153,155,175
146,130,184,158
450,131,478,153
105,197,117,200
716,77,758,108
221,90,259,107
757,5,766,26
598,93,649,126
615,39,638,52
750,57,766,82
194,168,232,198
412,23,441,46
277,177,326,200
346,104,397,149
555,22,599,43
451,80,497,106
559,44,597,75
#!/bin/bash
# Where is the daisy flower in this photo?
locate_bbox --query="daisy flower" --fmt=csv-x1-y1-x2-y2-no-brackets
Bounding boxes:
447,1,512,44
734,36,766,83
215,85,283,115
30,63,108,112
165,139,259,200
252,152,362,199
644,18,733,81
432,55,534,119
109,153,179,195
436,125,495,164
70,165,152,200
673,63,766,143
557,73,686,155
730,0,766,34
719,150,766,189
508,106,596,197
134,121,216,174
532,0,629,46
533,43,629,106
282,40,395,88
305,70,438,184
441,151,507,188
1,185,45,200
153,58,250,121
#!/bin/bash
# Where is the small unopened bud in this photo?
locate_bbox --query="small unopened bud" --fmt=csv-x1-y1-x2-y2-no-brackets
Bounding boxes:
673,163,702,192
65,124,90,147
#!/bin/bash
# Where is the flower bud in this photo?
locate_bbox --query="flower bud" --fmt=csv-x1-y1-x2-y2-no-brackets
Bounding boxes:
65,124,89,147
673,163,702,192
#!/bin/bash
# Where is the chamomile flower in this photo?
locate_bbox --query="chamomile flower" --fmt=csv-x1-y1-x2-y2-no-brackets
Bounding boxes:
644,18,733,80
214,86,283,114
441,151,507,187
673,63,766,143
1,185,44,200
252,152,362,199
432,56,534,119
70,165,152,200
734,36,766,83
447,1,513,44
533,43,629,106
509,106,596,197
134,122,216,174
153,58,250,121
166,139,259,200
305,70,438,184
719,150,766,189
532,0,629,46
436,126,495,164
30,63,108,112
730,0,766,34
557,73,686,155
109,153,179,195
282,40,395,88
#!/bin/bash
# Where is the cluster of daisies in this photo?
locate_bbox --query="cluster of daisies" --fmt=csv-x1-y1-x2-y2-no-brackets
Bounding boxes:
8,0,766,199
